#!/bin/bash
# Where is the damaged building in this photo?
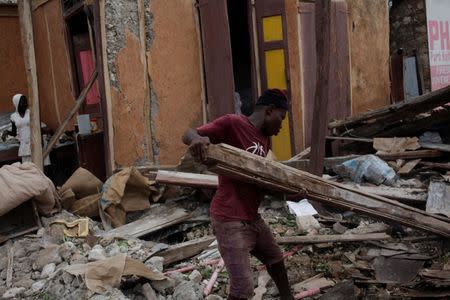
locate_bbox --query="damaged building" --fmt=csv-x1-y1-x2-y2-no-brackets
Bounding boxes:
0,0,450,299
1,0,390,178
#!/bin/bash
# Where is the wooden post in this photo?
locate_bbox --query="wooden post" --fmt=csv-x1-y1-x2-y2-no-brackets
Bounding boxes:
43,70,98,158
309,0,331,176
18,0,43,169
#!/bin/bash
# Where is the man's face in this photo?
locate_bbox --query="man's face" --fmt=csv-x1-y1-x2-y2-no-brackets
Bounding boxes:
264,107,287,136
18,97,28,113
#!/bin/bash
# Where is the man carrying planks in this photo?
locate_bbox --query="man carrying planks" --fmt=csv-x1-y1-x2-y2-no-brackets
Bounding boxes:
182,89,293,300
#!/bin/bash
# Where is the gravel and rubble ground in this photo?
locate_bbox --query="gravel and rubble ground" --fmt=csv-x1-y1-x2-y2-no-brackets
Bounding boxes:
1,194,449,300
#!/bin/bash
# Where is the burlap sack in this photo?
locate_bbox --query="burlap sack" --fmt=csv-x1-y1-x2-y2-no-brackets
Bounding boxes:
100,167,157,228
61,167,103,199
0,162,58,216
70,193,101,218
60,188,76,210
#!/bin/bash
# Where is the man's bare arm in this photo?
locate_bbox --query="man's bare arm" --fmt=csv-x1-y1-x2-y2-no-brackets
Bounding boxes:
182,128,211,162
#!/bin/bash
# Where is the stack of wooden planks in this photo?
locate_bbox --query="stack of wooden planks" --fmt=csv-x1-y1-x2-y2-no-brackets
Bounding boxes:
204,143,450,238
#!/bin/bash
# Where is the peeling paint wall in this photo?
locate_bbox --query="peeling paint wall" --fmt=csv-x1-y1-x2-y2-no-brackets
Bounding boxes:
105,0,152,167
104,0,203,167
32,0,76,130
347,0,391,115
0,7,28,112
148,0,203,165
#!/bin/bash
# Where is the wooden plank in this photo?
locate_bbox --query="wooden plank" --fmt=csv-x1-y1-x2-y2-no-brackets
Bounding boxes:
329,85,450,130
103,208,191,238
420,142,450,153
419,161,450,171
43,70,98,158
309,0,331,175
197,0,235,120
283,154,360,171
276,233,390,244
6,241,13,288
286,147,311,162
32,0,50,11
376,150,443,160
205,144,450,237
158,235,216,266
18,0,43,169
326,136,373,143
99,0,115,174
398,159,421,175
155,170,218,189
344,184,427,204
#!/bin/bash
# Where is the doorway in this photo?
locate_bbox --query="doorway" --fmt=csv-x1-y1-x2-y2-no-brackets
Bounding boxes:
227,0,255,116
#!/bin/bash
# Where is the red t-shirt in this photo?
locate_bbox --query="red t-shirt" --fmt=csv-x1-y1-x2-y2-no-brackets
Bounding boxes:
197,114,270,221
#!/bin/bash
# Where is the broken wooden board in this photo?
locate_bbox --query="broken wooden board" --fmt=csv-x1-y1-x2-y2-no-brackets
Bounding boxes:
283,155,360,171
373,256,423,284
419,161,450,171
103,208,191,238
276,233,390,244
373,137,420,153
420,142,450,153
286,147,311,162
292,274,335,293
205,144,450,237
398,159,422,175
343,184,427,204
426,181,450,218
328,85,450,131
376,149,443,160
155,170,218,189
158,235,215,266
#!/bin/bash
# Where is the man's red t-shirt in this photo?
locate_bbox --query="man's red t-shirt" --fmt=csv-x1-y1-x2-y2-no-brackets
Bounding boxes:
197,114,270,221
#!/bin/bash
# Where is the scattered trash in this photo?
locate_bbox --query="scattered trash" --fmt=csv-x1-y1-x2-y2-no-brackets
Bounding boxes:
51,218,90,237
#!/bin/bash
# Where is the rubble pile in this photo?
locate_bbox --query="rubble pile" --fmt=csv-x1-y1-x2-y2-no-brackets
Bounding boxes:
1,89,450,299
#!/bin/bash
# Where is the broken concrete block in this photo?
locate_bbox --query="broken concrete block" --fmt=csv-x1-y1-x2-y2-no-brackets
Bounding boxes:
333,222,348,234
151,277,176,295
296,215,321,235
13,278,34,289
172,281,203,300
34,245,62,271
59,241,75,261
142,283,157,300
41,263,56,278
31,280,46,292
188,270,202,284
426,181,450,218
88,245,106,261
2,287,26,299
146,256,164,273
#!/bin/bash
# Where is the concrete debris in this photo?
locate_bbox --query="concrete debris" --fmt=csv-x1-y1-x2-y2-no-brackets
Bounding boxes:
40,263,56,278
88,245,107,261
2,129,449,300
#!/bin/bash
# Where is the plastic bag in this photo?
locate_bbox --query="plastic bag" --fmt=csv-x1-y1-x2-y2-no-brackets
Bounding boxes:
333,155,397,186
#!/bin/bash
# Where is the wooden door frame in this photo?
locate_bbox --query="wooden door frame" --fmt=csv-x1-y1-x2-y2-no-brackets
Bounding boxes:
254,0,295,156
61,0,111,176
